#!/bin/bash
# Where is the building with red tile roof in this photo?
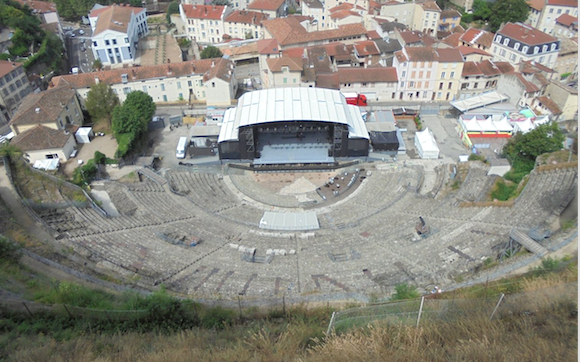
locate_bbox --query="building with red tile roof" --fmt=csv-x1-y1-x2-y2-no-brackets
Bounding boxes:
51,58,237,107
179,4,233,44
459,28,494,51
0,60,33,124
459,60,514,100
224,10,269,40
456,45,492,62
526,0,578,35
262,16,366,48
554,14,578,38
247,0,287,18
10,124,77,164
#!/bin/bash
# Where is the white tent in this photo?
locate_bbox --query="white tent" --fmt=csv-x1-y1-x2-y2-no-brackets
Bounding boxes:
414,128,440,159
75,127,94,144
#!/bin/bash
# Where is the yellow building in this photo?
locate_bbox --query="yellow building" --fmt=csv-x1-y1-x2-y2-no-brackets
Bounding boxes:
433,48,464,101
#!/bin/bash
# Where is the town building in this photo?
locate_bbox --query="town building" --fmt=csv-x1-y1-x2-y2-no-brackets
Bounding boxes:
438,9,461,33
526,0,578,35
491,22,560,69
553,14,578,38
89,4,149,66
380,0,442,37
179,4,232,44
0,61,33,125
224,10,269,40
10,125,77,165
459,28,494,52
554,37,578,81
459,60,514,100
247,0,288,18
51,58,237,107
9,85,83,135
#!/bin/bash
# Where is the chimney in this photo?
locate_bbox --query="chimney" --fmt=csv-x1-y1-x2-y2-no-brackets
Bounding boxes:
167,66,172,75
95,77,100,84
35,107,41,113
211,60,215,67
12,63,15,67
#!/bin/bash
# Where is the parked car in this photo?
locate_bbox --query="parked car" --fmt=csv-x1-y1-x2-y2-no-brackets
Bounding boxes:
78,29,85,35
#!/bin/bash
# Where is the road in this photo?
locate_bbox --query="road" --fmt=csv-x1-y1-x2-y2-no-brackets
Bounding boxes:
64,25,94,74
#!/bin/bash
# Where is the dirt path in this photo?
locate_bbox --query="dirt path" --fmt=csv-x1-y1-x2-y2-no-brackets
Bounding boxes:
504,236,578,277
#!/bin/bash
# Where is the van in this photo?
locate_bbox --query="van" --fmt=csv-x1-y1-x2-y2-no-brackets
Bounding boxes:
176,137,188,159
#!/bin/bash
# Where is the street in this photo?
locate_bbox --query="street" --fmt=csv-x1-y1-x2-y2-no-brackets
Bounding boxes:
64,24,94,74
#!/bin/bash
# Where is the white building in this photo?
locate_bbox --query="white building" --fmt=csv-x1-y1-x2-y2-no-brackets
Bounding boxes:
50,58,237,107
491,22,560,69
380,0,441,37
179,4,232,44
526,0,578,35
224,10,269,40
89,4,149,66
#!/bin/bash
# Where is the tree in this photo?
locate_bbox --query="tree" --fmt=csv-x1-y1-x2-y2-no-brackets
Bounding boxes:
472,0,492,21
93,58,103,71
111,91,156,136
502,122,564,182
391,283,420,301
166,1,179,24
245,31,253,40
200,45,223,59
489,0,530,32
86,83,120,129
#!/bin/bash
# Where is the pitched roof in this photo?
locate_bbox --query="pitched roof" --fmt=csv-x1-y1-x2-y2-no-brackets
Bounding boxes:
456,45,491,57
15,0,56,13
379,21,407,33
247,0,286,11
302,0,323,8
10,125,71,151
441,9,461,18
459,28,494,47
221,42,258,57
398,30,439,46
10,86,77,127
442,32,462,47
181,4,227,20
520,60,556,73
93,4,144,36
537,96,562,115
0,60,24,78
418,0,441,12
436,48,464,62
257,38,279,54
225,10,269,25
367,30,381,39
497,22,557,45
316,73,339,89
514,73,540,93
266,56,303,72
354,41,380,56
547,0,578,6
263,17,367,46
555,14,578,26
462,61,484,76
51,59,224,89
205,58,234,83
281,47,304,57
527,0,545,11
329,9,361,20
404,47,439,61
337,67,398,83
462,59,512,77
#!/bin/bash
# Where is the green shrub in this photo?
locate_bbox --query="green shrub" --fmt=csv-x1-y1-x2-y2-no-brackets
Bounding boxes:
462,14,474,23
72,159,98,186
0,237,21,262
94,151,106,165
115,132,135,158
201,306,235,329
391,283,420,300
34,281,114,309
468,153,486,162
491,179,517,201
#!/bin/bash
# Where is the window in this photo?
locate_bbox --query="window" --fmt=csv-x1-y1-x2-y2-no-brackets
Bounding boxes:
437,92,442,98
539,56,545,63
549,8,553,13
495,35,502,42
503,38,509,46
473,83,478,89
212,82,215,87
557,9,561,14
510,53,516,61
534,46,539,54
161,84,165,91
409,81,414,87
15,80,21,88
423,92,428,98
450,71,455,78
551,43,557,51
542,45,548,52
401,71,406,78
113,39,117,45
178,93,183,99
105,40,110,45
123,87,131,94
400,81,405,87
283,77,287,84
439,82,443,90
163,95,167,102
419,71,424,78
522,46,529,53
125,37,129,43
426,13,430,18
500,49,506,56
448,82,452,89
441,72,446,78
93,41,97,47
142,86,147,92
188,80,192,87
514,42,520,51
177,82,182,89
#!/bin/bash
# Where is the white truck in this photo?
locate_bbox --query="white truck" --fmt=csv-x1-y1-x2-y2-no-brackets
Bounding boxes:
176,137,188,159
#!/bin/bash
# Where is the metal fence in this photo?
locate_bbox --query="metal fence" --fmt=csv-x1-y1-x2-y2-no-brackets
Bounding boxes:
327,282,578,334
